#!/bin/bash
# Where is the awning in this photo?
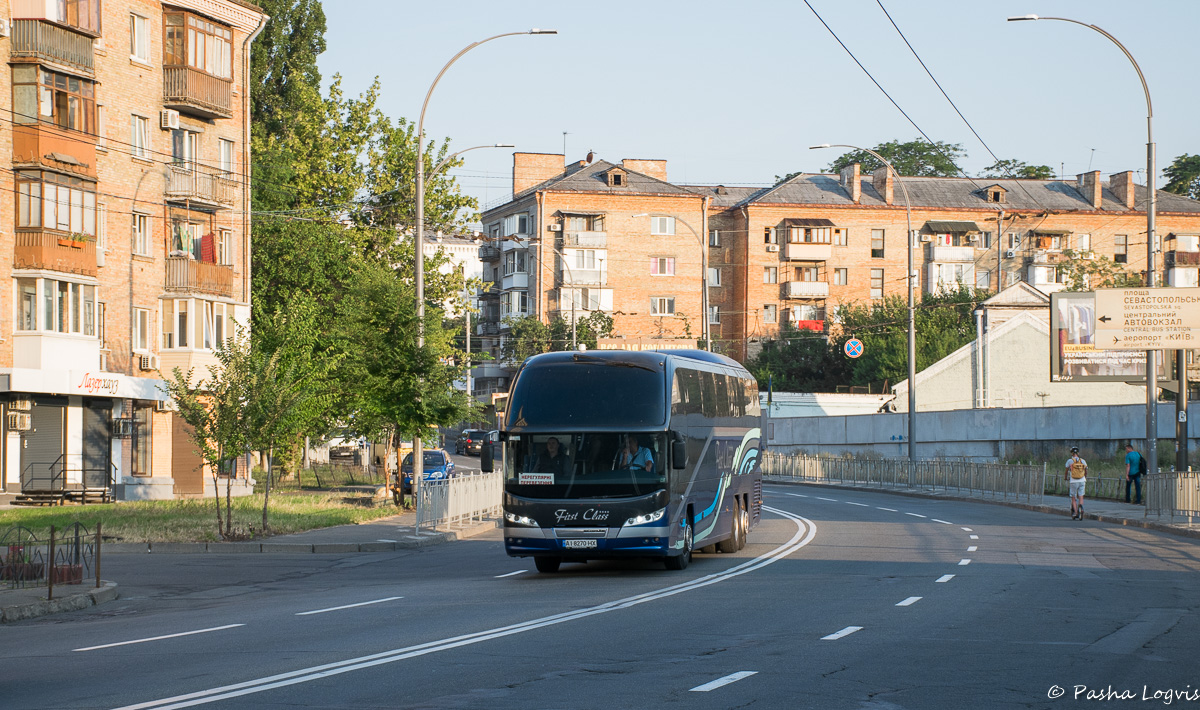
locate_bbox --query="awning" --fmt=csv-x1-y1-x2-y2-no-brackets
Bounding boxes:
556,210,605,217
925,220,980,233
1031,229,1071,236
782,218,836,227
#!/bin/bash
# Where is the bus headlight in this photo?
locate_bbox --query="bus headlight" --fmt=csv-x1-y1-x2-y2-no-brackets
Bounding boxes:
505,512,539,527
625,508,666,526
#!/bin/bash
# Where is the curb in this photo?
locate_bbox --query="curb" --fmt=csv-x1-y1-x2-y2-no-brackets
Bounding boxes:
763,479,1200,541
1,581,119,624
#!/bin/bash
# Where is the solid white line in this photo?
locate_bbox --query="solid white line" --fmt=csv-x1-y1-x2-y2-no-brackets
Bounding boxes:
494,570,528,579
110,508,818,710
689,671,758,692
74,625,245,652
967,546,978,552
783,493,809,498
936,574,955,583
846,502,870,507
958,559,971,566
376,539,397,543
904,512,927,518
877,507,898,512
970,535,979,540
961,527,973,532
931,519,953,525
816,497,838,502
296,597,403,616
821,626,863,641
896,597,922,607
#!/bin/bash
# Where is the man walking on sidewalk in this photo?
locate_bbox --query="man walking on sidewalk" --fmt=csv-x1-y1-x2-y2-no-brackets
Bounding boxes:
1124,442,1144,505
1065,446,1088,520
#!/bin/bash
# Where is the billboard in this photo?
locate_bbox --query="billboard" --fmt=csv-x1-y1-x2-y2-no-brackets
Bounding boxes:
1050,291,1170,383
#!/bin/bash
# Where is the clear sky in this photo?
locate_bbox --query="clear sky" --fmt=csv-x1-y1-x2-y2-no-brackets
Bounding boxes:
318,0,1200,219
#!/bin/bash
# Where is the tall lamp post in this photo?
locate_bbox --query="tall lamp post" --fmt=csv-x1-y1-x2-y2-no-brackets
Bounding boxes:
534,239,581,349
1008,14,1169,474
811,144,916,461
412,29,555,523
633,211,710,350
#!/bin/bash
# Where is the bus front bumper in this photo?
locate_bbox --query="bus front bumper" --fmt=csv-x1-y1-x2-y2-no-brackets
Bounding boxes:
504,524,674,557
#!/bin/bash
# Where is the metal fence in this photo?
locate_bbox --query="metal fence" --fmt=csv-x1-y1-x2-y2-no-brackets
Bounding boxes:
416,472,502,530
761,452,1046,504
1043,474,1131,501
1,523,103,598
1145,472,1200,523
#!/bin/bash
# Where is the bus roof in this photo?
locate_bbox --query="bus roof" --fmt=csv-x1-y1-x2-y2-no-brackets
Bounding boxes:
522,349,746,371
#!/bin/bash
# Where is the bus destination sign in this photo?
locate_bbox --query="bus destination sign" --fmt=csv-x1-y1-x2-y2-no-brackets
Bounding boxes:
1093,287,1200,350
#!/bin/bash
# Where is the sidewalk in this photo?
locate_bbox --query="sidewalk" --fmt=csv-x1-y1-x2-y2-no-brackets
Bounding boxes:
0,511,496,623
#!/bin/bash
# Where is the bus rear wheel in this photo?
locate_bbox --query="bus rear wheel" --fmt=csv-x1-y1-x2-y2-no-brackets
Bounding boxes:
717,500,741,554
534,556,562,573
736,501,749,551
665,520,693,570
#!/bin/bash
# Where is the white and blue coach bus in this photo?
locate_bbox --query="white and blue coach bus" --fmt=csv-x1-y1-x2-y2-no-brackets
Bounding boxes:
482,349,763,572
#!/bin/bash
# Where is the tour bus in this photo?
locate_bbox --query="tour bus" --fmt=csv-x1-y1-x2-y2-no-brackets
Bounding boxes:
482,349,763,572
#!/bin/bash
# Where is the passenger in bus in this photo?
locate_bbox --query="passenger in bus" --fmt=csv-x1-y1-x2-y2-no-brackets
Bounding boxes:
535,436,569,476
615,434,654,473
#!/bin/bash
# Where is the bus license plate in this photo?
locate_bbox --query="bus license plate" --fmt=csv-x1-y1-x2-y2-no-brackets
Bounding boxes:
563,539,597,549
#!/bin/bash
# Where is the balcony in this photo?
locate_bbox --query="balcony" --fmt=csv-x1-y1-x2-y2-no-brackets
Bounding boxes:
165,256,234,298
473,362,509,380
166,164,237,207
564,231,607,248
1030,250,1069,265
13,123,96,177
500,237,530,252
560,268,607,286
501,272,529,291
928,245,976,263
783,281,829,299
159,350,220,381
479,245,501,261
1165,251,1200,268
477,323,500,336
11,20,94,74
13,332,100,371
163,66,233,119
1168,267,1200,288
15,231,98,277
784,243,832,261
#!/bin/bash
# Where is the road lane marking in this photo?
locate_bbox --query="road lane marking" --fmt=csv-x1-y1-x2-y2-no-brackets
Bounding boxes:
822,626,863,640
74,625,244,652
961,527,973,532
896,597,922,607
783,493,809,498
816,497,838,502
877,507,898,512
846,502,870,507
904,513,927,519
970,534,979,539
494,570,528,579
376,539,397,543
931,519,953,525
967,546,978,552
110,507,817,710
689,671,758,692
958,559,971,566
296,597,404,616
936,574,955,583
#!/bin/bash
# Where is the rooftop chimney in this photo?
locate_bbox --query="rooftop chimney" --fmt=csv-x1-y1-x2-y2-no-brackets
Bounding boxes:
841,163,861,203
513,152,566,194
1076,170,1103,209
621,159,668,181
1109,171,1136,210
872,166,894,205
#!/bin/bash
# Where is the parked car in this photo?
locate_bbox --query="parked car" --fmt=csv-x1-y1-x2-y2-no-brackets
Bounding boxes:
399,449,456,495
456,429,489,456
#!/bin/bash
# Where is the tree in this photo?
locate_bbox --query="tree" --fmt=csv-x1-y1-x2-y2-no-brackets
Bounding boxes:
1058,249,1144,291
745,325,846,393
1164,154,1200,200
981,159,1055,180
501,315,552,363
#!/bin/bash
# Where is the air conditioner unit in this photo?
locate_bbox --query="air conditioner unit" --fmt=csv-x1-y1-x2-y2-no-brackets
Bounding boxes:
1005,250,1016,259
968,234,979,242
160,109,180,130
0,18,10,38
7,412,31,431
919,234,932,243
10,398,32,411
548,223,561,232
766,245,780,252
139,354,159,371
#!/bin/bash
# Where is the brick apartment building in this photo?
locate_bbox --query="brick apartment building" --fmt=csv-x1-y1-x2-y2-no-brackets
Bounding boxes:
0,0,266,500
475,153,1200,390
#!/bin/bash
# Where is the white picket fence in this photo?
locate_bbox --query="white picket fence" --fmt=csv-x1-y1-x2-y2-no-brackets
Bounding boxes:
416,471,502,530
1144,472,1200,523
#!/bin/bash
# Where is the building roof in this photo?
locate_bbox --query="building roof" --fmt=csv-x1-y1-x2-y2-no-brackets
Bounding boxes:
688,184,770,209
513,159,699,201
982,282,1051,309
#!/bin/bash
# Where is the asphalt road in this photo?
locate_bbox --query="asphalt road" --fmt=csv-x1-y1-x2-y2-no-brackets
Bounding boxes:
6,484,1200,709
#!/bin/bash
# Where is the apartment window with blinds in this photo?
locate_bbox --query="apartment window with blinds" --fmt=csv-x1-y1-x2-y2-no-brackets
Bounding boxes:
650,216,675,235
871,229,885,259
133,308,150,351
870,269,884,299
217,229,232,265
573,249,597,270
763,305,777,324
708,267,721,286
709,230,720,247
834,268,848,285
650,257,675,276
130,115,149,158
651,297,676,316
708,306,720,324
219,139,235,174
763,267,778,284
764,227,778,245
130,14,150,63
133,213,150,255
834,228,847,246
1115,234,1128,263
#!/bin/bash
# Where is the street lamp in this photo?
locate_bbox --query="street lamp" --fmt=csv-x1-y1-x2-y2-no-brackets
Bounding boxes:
1008,14,1167,473
412,29,555,524
810,144,916,461
535,240,580,349
633,212,710,350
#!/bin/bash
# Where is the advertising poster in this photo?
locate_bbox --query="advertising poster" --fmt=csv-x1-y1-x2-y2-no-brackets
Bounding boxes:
1050,292,1169,383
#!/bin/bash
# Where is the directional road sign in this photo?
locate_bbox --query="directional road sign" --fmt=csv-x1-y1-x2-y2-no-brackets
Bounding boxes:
844,338,864,359
1094,287,1200,350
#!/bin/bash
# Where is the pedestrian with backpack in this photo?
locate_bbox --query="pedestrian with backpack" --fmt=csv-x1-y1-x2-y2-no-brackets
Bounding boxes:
1064,446,1089,520
1124,442,1145,505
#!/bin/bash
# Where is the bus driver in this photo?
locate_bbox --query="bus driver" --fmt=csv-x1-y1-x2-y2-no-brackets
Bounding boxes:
615,434,654,473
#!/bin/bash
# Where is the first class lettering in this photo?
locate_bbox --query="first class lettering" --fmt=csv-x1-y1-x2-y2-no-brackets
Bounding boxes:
553,508,611,524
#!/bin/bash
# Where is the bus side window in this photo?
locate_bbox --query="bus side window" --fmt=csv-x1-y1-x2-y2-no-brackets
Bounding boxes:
700,371,717,419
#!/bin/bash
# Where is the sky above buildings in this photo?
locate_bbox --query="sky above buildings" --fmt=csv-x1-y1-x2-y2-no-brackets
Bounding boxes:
319,0,1200,222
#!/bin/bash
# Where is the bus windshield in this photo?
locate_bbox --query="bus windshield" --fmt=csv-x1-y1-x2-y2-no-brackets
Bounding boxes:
504,433,667,499
506,361,666,429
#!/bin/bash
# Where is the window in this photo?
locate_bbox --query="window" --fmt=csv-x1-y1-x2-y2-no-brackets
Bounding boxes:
566,215,604,232
932,263,972,292
709,230,720,247
763,267,778,284
50,0,102,34
834,228,847,246
130,14,150,63
23,278,98,335
982,231,992,249
708,267,721,287
17,280,37,331
834,268,848,285
503,213,529,236
650,216,675,235
763,305,777,324
16,171,97,236
133,213,149,255
1007,232,1021,250
12,66,96,133
650,257,675,276
95,104,106,147
570,288,601,311
502,291,528,316
650,297,676,316
96,203,107,250
171,129,199,166
573,249,597,270
503,251,527,276
1115,234,1128,263
164,13,233,79
796,265,820,282
98,302,106,348
1076,233,1091,252
708,306,720,324
133,308,150,350
976,270,991,290
788,227,831,244
130,114,149,159
870,269,884,299
131,404,152,477
764,227,778,245
871,229,885,259
217,229,232,265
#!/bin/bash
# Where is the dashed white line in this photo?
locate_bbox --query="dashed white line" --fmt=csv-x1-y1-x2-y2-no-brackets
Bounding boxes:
816,497,839,502
877,507,898,512
846,502,870,507
74,624,245,652
936,574,955,583
958,559,972,566
376,539,397,543
783,493,809,498
969,534,979,540
494,570,528,579
689,671,758,692
896,597,922,607
967,546,978,552
296,597,404,616
905,513,927,519
822,626,864,641
931,519,954,525
961,527,973,532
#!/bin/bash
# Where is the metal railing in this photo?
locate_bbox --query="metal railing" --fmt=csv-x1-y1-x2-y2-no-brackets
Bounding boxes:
12,20,95,73
165,255,234,297
1043,474,1132,502
1,523,103,597
761,452,1045,503
166,164,237,205
163,66,233,118
1145,472,1200,523
416,472,502,530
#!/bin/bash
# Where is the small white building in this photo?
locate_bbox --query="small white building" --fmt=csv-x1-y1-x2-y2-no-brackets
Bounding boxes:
762,392,894,418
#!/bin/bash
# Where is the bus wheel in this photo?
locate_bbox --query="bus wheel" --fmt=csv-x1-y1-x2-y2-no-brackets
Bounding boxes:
534,556,562,573
736,502,749,551
717,500,741,554
665,520,693,570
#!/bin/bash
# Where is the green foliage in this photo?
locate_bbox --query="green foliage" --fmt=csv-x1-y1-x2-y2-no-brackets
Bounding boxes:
1163,153,1200,200
503,312,616,362
746,325,846,393
1058,249,1144,291
981,159,1055,180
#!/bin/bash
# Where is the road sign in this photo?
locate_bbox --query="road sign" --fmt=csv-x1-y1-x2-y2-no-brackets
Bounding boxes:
1094,287,1200,350
844,338,863,359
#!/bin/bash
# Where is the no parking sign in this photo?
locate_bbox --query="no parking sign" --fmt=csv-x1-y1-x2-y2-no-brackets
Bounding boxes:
844,338,864,359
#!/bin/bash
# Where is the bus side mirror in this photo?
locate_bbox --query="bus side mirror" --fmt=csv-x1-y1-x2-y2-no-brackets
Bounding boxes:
481,443,494,472
671,438,687,470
